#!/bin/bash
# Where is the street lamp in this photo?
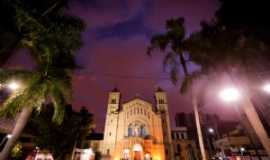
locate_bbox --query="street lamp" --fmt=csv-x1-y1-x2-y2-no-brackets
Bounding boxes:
262,83,270,94
0,134,12,147
6,134,12,139
7,81,20,91
208,128,214,134
219,86,270,157
240,147,245,156
219,87,241,103
240,147,245,152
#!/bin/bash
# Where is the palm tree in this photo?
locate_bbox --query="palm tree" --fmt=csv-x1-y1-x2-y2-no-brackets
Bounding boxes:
0,67,71,159
148,17,207,160
0,1,84,159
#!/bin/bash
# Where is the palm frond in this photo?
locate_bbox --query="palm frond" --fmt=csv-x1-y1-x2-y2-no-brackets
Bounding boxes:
180,71,202,94
0,69,32,84
147,34,169,55
49,84,66,125
148,17,190,87
0,73,48,117
0,93,25,117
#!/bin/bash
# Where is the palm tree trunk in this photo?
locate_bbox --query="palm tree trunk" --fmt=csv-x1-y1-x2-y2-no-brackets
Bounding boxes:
192,92,207,160
242,96,270,157
0,107,33,160
71,139,77,160
180,54,189,76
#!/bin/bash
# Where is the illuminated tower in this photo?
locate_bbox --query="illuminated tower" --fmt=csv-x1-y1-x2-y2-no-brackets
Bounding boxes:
102,88,121,156
155,87,173,160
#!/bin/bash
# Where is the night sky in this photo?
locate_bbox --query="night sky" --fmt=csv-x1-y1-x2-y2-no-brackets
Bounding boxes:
5,0,238,131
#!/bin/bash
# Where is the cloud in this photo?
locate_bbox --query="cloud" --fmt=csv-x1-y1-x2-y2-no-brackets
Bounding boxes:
70,0,151,27
95,12,154,40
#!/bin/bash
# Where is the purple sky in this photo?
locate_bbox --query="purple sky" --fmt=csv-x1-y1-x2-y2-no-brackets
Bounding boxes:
5,0,239,131
68,0,239,131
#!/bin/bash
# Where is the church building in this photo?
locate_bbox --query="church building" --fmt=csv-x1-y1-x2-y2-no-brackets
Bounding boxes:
100,88,173,160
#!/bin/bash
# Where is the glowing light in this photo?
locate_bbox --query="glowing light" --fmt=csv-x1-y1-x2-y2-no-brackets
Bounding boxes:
219,87,241,102
145,153,151,160
123,149,130,159
123,149,130,154
240,147,245,152
208,128,214,134
34,153,54,160
7,134,12,139
262,83,270,93
152,155,161,160
133,144,143,151
7,81,20,91
80,148,94,160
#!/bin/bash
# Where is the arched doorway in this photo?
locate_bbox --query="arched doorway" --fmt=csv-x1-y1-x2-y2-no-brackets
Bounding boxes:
133,144,143,160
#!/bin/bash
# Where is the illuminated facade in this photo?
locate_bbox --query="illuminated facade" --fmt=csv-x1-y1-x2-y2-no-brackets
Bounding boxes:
100,88,173,160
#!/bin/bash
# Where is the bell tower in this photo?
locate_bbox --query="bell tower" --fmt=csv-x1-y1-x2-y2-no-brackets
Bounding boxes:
155,87,173,160
102,88,121,156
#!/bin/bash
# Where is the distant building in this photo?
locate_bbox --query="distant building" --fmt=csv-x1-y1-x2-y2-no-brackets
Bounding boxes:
171,127,199,160
174,112,240,158
100,88,173,160
175,112,197,140
213,126,268,158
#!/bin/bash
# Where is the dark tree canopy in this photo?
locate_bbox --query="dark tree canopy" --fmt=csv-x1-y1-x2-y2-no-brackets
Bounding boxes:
186,0,270,77
216,0,270,42
148,0,270,93
0,0,85,123
27,104,93,160
0,0,85,67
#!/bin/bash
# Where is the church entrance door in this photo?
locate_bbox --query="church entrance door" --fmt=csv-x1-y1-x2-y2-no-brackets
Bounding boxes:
133,151,142,160
133,144,143,160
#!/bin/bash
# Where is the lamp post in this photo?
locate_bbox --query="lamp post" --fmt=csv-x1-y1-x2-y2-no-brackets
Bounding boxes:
0,134,12,149
207,128,215,158
192,92,207,160
240,147,245,156
0,81,27,160
219,86,270,157
208,128,214,134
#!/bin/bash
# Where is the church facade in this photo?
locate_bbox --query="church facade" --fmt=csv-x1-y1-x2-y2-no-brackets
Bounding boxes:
100,88,173,160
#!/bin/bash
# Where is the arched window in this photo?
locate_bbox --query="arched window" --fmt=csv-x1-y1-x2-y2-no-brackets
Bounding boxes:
159,99,165,104
141,125,148,137
111,99,116,104
127,122,148,137
128,125,133,136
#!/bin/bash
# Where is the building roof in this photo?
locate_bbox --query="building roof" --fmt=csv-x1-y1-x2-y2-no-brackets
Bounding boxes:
111,87,119,92
122,97,153,106
156,87,164,92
